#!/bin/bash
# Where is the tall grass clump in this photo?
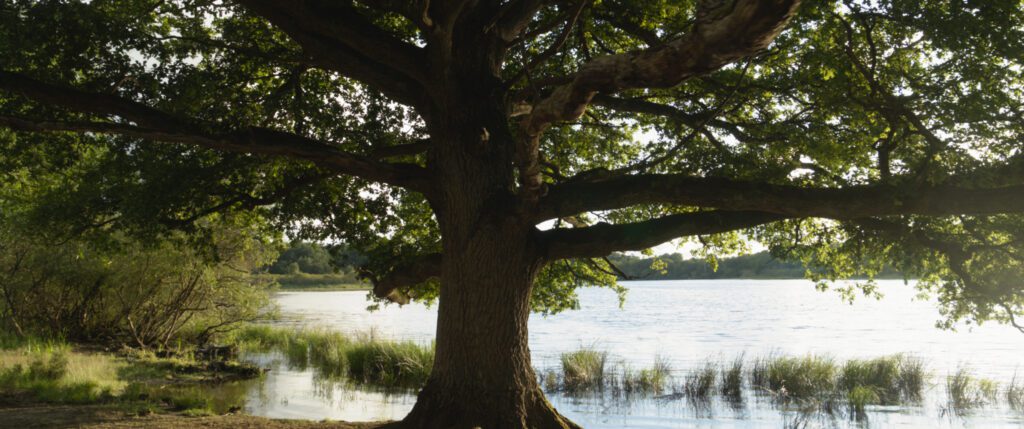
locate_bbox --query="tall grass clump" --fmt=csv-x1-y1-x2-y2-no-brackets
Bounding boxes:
300,330,351,380
947,367,998,411
683,361,717,400
721,355,744,400
346,339,433,388
843,354,901,405
621,356,671,394
761,355,837,398
750,354,772,390
560,348,608,393
1007,375,1024,411
0,351,123,404
0,333,69,354
896,356,927,401
226,324,293,351
846,385,879,416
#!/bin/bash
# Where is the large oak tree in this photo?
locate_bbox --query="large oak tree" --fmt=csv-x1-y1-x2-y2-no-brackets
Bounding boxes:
2,1,1024,427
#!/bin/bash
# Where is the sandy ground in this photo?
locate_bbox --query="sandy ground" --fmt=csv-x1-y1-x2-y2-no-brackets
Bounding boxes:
0,405,393,429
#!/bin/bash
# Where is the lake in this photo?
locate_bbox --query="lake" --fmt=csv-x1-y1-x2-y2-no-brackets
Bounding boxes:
238,280,1024,428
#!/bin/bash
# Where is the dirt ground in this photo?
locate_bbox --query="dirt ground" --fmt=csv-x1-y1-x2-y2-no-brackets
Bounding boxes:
0,405,394,429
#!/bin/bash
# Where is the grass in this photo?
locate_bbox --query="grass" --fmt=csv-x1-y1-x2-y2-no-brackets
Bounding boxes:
227,325,433,390
683,361,717,400
560,348,608,393
1007,374,1024,411
838,355,926,404
0,335,255,416
346,340,434,388
0,348,124,404
620,356,671,394
753,354,837,399
947,366,999,411
847,386,879,415
721,355,744,400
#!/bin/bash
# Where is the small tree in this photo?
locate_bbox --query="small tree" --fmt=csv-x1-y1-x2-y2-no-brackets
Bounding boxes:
2,1,1024,427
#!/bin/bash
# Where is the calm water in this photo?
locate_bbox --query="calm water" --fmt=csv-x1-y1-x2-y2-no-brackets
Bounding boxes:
238,280,1024,428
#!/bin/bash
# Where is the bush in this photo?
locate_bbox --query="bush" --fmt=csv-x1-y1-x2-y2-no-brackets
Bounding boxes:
0,220,277,348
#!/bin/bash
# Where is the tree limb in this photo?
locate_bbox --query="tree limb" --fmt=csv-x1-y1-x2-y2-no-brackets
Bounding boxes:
543,211,786,259
370,138,432,160
515,0,801,200
0,71,431,192
491,0,550,42
235,0,429,107
372,253,443,304
537,173,1024,222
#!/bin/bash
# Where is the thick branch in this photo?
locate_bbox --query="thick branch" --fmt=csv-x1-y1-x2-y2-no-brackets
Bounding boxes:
543,211,785,259
516,0,801,199
370,138,432,160
538,174,1024,222
0,71,430,191
492,0,549,42
372,253,443,304
235,0,429,107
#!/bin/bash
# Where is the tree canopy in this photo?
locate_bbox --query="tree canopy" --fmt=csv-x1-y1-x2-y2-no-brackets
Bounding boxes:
2,2,1024,425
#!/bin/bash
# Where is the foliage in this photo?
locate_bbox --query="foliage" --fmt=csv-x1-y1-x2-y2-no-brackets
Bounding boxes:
0,215,277,348
266,273,365,291
267,241,365,276
0,0,1021,329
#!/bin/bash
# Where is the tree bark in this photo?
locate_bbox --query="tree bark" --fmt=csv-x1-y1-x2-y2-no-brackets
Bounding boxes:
400,227,578,429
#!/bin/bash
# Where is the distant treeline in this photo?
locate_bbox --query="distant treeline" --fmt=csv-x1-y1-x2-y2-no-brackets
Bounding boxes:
607,251,900,280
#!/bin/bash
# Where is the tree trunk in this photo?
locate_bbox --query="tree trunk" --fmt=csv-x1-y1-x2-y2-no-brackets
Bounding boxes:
400,226,579,429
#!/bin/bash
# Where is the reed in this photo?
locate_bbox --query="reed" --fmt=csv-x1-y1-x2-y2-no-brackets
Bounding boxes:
721,355,744,400
683,361,717,400
560,348,608,393
947,366,998,411
621,356,671,394
1007,374,1024,411
345,339,434,388
760,355,837,399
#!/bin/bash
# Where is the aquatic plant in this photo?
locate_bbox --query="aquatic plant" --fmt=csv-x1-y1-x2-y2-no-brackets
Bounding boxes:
621,356,671,394
683,361,717,400
839,356,900,401
346,339,434,388
896,356,927,401
721,355,744,400
560,348,608,393
762,355,837,399
947,367,998,411
1007,374,1024,411
846,385,879,415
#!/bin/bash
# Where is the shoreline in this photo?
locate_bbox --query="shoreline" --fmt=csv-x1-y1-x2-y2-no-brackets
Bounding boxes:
0,404,389,428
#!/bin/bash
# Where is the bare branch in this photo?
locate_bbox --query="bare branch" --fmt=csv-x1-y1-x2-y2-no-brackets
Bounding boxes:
516,0,801,200
543,211,785,259
372,253,443,304
0,71,431,192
